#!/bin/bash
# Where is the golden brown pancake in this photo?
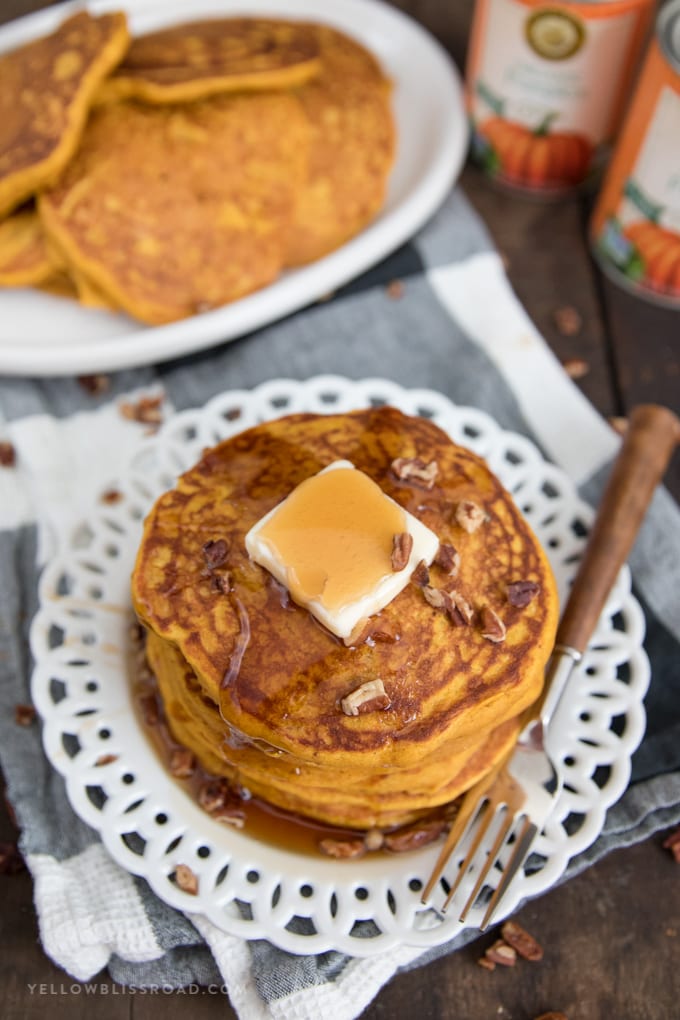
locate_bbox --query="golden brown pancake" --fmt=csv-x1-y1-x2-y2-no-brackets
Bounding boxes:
283,25,395,267
95,17,321,105
0,11,130,218
0,206,57,286
132,407,559,830
39,92,310,324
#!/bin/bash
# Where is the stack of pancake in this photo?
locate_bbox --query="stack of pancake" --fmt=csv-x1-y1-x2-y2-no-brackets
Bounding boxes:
0,12,395,323
132,407,559,832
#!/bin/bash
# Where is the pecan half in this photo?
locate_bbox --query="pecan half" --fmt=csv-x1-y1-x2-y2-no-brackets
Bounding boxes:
391,456,438,489
169,748,196,779
0,441,16,467
479,606,506,643
484,939,517,967
411,560,430,587
203,538,229,570
318,837,365,859
341,679,391,717
507,580,540,608
455,500,487,533
501,920,543,961
383,818,447,853
435,543,460,577
174,863,199,895
391,531,413,571
14,704,36,727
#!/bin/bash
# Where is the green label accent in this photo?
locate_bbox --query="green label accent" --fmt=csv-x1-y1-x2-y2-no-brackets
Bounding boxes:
624,179,664,224
476,80,504,116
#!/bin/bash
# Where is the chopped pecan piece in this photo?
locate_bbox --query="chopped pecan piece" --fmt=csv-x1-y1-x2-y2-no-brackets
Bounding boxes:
391,456,438,489
169,748,196,779
14,704,36,727
0,441,16,467
443,589,473,626
210,571,233,594
319,837,365,859
533,1014,569,1020
174,863,199,895
341,679,390,717
609,416,628,436
95,753,119,767
77,373,110,395
383,818,447,853
411,560,430,587
477,956,496,971
423,585,446,610
202,538,229,570
364,828,384,852
119,393,164,426
0,842,26,875
455,500,487,533
553,305,582,337
198,778,237,814
140,693,160,726
369,619,398,644
562,357,590,380
479,606,506,643
213,804,246,828
662,827,680,862
484,939,517,967
386,279,405,300
501,920,544,961
391,531,413,571
507,580,540,608
435,543,460,577
100,488,123,505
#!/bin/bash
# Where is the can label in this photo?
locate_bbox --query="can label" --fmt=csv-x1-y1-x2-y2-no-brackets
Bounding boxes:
467,0,654,193
596,86,680,298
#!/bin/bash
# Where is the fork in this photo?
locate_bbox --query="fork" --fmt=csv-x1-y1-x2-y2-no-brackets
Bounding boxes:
421,404,680,928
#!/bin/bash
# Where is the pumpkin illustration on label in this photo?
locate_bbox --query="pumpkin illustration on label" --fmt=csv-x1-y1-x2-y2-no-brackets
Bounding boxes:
476,111,594,190
623,221,680,297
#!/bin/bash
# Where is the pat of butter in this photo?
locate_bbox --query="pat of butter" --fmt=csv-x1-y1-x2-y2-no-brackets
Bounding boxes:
245,460,439,640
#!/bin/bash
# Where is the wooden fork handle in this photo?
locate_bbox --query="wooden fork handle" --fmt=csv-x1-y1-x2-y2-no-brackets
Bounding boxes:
556,404,680,656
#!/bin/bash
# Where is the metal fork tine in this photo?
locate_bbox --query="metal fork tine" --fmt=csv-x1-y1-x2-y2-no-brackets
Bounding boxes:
440,800,497,913
421,766,500,906
479,817,536,930
458,806,518,922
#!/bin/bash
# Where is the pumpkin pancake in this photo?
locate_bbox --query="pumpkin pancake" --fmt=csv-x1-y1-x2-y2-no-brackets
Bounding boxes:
95,17,321,105
283,25,395,267
0,11,130,218
132,407,559,830
39,92,310,324
0,206,58,286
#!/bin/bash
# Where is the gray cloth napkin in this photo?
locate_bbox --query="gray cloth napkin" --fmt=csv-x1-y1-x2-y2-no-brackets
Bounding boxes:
1,188,679,1018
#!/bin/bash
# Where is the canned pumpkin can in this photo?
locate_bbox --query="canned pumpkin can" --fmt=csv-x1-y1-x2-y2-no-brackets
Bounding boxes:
591,0,680,306
466,0,655,195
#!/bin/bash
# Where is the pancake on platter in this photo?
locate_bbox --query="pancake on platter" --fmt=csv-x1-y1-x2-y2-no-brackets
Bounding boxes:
95,17,322,105
39,92,310,324
0,11,129,218
0,206,58,286
283,25,396,267
132,407,559,832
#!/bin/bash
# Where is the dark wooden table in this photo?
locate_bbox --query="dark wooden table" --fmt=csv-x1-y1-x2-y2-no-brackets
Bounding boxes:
1,3,679,1019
